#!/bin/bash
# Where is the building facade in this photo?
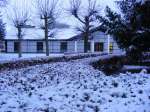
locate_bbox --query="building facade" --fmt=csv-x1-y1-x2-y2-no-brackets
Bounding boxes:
4,31,122,54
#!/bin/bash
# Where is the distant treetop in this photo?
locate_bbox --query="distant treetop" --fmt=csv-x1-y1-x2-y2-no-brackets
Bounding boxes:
0,0,7,7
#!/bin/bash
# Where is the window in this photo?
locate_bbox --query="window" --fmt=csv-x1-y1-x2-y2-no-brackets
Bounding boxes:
109,42,113,53
37,42,43,53
5,41,7,52
87,42,91,51
94,42,104,52
0,41,4,49
14,42,19,53
60,42,67,53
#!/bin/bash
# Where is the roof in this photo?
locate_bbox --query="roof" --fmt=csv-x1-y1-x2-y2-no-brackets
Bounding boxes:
68,26,106,41
5,27,78,40
4,26,106,41
4,26,107,41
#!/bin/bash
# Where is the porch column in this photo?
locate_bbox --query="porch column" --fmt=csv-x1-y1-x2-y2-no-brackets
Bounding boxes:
75,41,78,53
107,35,110,54
91,40,95,53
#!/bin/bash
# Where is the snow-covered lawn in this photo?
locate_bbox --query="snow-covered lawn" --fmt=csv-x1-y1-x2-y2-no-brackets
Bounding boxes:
0,56,150,112
0,53,64,62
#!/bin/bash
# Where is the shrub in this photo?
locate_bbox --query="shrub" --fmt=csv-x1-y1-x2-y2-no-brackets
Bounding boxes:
0,53,105,72
126,46,142,64
92,56,125,75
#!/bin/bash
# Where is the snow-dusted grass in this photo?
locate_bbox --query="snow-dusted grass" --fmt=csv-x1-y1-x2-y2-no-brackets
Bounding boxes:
0,56,150,112
0,53,64,62
0,53,106,71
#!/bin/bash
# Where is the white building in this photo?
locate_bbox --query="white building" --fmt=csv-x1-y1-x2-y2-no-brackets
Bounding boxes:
3,27,122,54
1,0,123,54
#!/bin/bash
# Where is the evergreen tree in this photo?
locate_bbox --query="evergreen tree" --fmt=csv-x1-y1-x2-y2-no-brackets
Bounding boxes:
0,14,5,41
97,6,131,50
98,0,150,60
0,0,7,41
117,0,150,52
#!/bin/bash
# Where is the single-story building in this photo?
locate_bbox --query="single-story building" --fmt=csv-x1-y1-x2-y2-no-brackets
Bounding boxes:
3,27,123,54
0,0,123,54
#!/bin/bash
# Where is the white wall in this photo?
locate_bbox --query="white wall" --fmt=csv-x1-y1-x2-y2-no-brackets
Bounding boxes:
6,40,76,53
7,41,14,52
91,31,123,54
5,32,123,54
67,41,76,53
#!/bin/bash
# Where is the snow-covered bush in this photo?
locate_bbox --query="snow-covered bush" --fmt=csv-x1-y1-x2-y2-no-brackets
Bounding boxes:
0,53,106,71
92,56,125,75
126,45,142,63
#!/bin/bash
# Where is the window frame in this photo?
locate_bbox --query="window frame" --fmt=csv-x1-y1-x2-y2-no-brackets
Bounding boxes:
87,42,91,51
60,42,68,53
94,42,104,52
36,42,44,53
109,42,114,53
14,41,19,53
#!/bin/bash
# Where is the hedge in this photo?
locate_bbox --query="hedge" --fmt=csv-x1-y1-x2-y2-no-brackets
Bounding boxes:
0,53,106,71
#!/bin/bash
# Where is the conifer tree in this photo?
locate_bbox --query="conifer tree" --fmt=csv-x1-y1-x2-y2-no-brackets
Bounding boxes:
98,0,150,60
0,13,5,41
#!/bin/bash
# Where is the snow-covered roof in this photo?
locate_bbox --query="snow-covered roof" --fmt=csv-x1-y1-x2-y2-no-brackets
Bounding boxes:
68,26,106,41
5,27,78,40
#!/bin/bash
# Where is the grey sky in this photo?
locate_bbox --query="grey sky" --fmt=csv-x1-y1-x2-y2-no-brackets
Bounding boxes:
5,0,119,27
3,0,120,39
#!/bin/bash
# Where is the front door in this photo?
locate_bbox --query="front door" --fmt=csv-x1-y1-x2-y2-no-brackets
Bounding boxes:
94,42,104,52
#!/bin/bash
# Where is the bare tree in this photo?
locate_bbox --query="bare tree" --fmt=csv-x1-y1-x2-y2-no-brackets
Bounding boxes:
7,0,30,57
68,0,101,53
36,0,59,56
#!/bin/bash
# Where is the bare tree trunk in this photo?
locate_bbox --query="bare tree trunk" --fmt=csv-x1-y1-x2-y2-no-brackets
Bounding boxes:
7,0,30,58
84,32,89,53
84,20,90,53
44,17,50,56
18,27,22,58
68,0,100,53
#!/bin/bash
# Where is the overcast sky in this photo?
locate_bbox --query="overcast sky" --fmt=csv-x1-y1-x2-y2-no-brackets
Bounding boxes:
3,0,120,39
4,0,119,24
3,0,120,28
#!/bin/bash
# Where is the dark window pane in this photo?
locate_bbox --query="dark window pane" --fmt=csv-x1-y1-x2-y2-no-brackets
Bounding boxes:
14,42,19,53
60,42,67,53
5,41,7,52
37,42,43,53
94,42,104,52
87,42,91,51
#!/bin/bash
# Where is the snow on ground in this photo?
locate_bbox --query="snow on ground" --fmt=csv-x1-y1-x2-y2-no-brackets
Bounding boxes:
124,65,150,70
0,56,150,112
0,53,64,62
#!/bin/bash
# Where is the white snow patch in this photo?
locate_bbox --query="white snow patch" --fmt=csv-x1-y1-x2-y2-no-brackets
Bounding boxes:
0,56,149,112
0,53,64,63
